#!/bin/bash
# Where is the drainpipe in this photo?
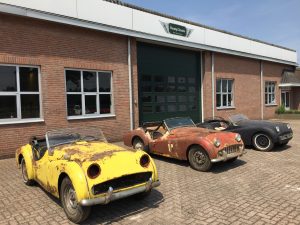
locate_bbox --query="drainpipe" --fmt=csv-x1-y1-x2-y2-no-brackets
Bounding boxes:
128,37,134,130
200,51,204,122
260,61,264,120
211,52,215,118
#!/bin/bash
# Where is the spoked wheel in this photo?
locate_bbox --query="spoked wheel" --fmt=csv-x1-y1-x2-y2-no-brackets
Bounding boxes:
21,158,34,186
188,146,212,172
253,133,274,151
60,178,91,224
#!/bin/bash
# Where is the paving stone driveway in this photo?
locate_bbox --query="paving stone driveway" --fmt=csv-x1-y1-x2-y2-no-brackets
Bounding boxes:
1,120,300,225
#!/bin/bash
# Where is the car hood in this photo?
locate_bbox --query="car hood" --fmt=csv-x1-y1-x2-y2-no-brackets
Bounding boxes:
237,120,291,129
54,141,137,164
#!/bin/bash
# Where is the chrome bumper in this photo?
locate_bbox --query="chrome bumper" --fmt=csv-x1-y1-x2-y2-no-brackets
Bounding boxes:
211,148,246,163
80,178,160,206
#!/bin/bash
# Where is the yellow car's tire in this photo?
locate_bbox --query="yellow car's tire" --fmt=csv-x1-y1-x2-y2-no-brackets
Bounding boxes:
60,177,91,224
21,158,34,186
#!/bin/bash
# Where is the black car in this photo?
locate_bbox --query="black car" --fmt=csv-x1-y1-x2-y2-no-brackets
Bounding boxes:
197,114,293,151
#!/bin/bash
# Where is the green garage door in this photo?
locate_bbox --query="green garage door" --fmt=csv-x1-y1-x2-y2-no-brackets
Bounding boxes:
137,43,201,124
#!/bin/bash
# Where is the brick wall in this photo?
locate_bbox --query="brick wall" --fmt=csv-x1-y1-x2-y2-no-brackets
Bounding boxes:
263,61,294,118
202,52,293,120
0,13,133,158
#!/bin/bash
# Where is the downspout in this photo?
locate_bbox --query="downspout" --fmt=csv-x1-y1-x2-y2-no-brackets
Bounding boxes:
200,51,204,122
211,52,215,118
260,61,264,120
128,37,134,130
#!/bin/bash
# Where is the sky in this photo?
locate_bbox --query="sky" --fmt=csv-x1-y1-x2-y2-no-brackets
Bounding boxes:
124,0,300,65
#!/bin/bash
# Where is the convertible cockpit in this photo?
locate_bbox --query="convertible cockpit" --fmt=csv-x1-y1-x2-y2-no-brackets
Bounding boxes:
30,136,47,160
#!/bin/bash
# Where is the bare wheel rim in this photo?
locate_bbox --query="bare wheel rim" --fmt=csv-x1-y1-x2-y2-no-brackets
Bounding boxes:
21,160,28,182
193,151,207,165
64,184,79,215
255,134,271,149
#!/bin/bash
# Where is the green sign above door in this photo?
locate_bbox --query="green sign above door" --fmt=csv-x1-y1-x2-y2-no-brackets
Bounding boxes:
169,23,187,36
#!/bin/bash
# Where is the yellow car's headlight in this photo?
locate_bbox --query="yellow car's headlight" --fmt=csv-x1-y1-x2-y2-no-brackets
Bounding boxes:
140,154,150,168
87,164,101,179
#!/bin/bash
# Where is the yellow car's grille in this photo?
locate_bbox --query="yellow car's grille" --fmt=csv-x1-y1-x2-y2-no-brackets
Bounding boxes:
92,172,152,195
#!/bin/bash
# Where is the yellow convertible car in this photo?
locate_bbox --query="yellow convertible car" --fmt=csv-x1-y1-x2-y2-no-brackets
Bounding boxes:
16,127,160,223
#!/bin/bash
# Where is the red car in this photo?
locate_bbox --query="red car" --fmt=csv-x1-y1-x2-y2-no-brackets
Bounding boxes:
124,117,246,172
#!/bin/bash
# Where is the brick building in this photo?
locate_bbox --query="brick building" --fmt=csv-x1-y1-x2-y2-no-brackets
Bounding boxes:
0,0,298,158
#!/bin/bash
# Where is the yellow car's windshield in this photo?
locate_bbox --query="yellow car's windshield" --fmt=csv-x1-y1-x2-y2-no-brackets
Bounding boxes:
46,127,107,150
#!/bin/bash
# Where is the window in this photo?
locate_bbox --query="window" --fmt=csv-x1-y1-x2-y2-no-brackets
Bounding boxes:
216,79,234,108
0,65,41,123
265,81,276,105
65,69,113,118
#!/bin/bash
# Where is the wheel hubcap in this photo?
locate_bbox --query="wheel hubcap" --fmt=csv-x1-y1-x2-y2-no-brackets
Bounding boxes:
256,135,270,148
65,186,78,211
22,161,28,182
194,151,206,165
135,142,143,150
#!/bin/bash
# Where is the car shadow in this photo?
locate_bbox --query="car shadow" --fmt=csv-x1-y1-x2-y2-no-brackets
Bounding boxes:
149,154,190,168
246,144,292,152
39,184,164,224
210,159,247,174
84,189,164,224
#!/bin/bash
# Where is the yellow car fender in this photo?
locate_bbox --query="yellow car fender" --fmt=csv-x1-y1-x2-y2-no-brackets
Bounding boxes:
50,160,90,201
16,145,35,180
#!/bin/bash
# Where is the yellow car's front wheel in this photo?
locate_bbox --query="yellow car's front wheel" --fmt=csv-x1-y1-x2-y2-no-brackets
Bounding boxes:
21,158,34,186
60,177,91,224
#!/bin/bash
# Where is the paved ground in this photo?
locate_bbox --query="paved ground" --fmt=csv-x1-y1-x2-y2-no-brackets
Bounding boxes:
1,120,300,225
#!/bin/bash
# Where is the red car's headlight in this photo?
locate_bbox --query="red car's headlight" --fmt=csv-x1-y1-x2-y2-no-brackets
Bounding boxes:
87,164,101,179
140,154,150,168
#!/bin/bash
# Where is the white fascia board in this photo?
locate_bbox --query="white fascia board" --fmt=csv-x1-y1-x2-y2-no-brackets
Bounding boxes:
0,1,298,66
279,83,300,87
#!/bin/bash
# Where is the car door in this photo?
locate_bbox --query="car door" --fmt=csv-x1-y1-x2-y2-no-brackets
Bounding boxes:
34,150,50,188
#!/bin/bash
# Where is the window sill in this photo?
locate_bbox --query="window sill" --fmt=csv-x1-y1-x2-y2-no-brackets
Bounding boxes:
265,104,278,107
67,114,116,121
0,118,44,126
217,107,236,110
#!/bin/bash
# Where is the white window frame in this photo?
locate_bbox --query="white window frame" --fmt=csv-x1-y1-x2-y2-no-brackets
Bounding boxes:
265,81,276,105
0,64,43,125
216,78,234,109
65,69,115,120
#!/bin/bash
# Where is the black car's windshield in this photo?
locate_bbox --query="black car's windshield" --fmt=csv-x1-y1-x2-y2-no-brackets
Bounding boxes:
229,114,249,124
46,127,107,150
164,117,195,130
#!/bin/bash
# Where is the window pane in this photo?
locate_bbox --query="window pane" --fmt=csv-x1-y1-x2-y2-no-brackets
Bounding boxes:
155,105,165,113
265,94,268,104
228,80,233,93
85,95,97,114
222,80,227,92
83,71,97,92
168,105,176,112
222,94,227,107
155,84,165,92
19,67,39,92
167,96,176,103
168,76,175,83
66,70,81,92
188,77,195,84
98,72,111,92
178,77,186,84
155,96,165,103
21,94,40,118
155,76,164,83
142,105,152,113
189,96,196,102
67,94,82,116
100,94,111,114
216,79,221,92
178,86,187,92
178,96,187,103
142,95,152,103
167,85,176,92
216,94,221,107
142,75,151,82
179,105,187,112
188,86,195,93
0,96,17,119
0,66,17,91
228,94,233,106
